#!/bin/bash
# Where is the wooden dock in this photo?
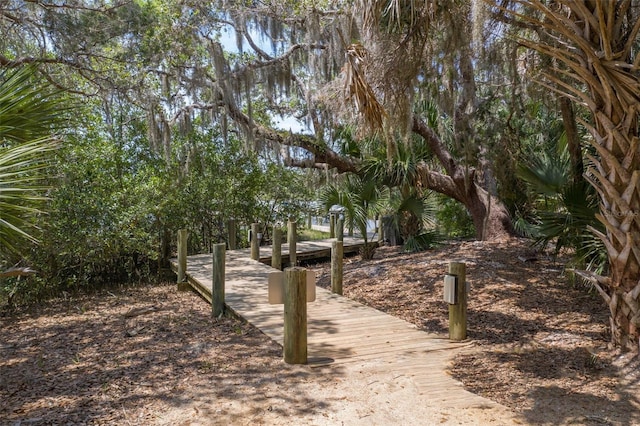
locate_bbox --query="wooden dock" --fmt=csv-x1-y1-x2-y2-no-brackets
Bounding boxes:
170,237,517,416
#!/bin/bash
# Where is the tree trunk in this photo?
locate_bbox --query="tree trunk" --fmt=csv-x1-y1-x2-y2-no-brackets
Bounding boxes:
465,184,513,241
559,96,584,182
501,0,640,352
412,116,513,241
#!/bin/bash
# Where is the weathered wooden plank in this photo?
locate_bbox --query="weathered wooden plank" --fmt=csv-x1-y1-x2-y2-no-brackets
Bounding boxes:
168,237,512,418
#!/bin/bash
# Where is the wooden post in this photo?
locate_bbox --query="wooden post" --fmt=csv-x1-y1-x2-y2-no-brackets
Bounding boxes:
250,223,260,261
227,219,236,250
307,212,312,229
284,267,307,364
212,243,226,317
377,215,384,243
448,262,467,341
177,229,189,291
329,213,336,238
337,217,344,242
288,219,297,266
272,226,282,270
331,240,343,295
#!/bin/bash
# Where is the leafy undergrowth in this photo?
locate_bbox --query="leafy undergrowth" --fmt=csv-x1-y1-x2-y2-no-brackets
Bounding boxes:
310,239,640,426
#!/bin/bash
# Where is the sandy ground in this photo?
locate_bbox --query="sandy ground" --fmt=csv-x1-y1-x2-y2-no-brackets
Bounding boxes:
1,238,639,425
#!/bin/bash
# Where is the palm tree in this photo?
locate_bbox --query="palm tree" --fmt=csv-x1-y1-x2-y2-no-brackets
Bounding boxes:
319,173,387,259
0,66,64,275
497,1,640,351
361,135,439,251
517,137,606,272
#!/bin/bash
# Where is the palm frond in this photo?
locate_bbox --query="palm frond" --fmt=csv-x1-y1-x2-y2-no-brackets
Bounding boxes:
0,137,59,257
0,66,69,143
343,43,387,132
0,66,67,259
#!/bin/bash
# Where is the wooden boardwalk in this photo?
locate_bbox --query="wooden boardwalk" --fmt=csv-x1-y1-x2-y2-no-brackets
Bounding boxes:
170,238,516,417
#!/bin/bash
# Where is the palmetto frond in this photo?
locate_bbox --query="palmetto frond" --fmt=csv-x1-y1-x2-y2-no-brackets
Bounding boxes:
0,137,59,256
0,66,65,260
0,66,68,143
319,173,387,244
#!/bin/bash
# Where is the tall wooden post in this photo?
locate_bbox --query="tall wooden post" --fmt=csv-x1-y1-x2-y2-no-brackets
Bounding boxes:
284,267,307,364
272,226,282,270
212,243,226,317
250,223,260,261
331,240,343,295
227,219,236,250
337,217,344,242
177,229,189,291
288,219,297,266
329,213,336,238
448,262,467,341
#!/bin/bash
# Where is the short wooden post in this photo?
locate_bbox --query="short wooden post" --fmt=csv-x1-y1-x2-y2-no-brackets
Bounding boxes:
337,217,344,242
227,219,237,250
177,229,189,291
329,213,336,238
331,240,343,295
212,243,226,317
284,267,307,364
250,223,260,261
288,219,297,266
448,262,467,341
272,226,282,270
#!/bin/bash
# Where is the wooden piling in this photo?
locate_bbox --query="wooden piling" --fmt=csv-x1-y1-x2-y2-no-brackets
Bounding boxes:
177,229,189,291
284,267,307,364
331,240,343,295
227,219,236,250
272,226,282,270
337,217,344,242
212,243,226,317
250,223,260,261
448,262,467,341
329,213,336,238
288,220,297,266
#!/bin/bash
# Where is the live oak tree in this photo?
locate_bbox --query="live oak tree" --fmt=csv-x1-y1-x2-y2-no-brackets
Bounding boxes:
494,0,640,352
1,1,521,240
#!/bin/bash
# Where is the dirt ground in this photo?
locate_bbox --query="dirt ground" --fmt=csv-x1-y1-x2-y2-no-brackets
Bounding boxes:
1,238,639,425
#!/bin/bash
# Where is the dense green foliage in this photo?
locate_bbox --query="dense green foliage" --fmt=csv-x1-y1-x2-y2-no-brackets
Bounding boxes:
2,94,312,305
0,1,623,313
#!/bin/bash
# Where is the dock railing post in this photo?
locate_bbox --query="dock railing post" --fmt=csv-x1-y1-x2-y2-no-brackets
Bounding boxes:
331,240,343,295
284,267,307,364
272,226,282,270
227,219,236,250
329,213,336,238
212,243,226,317
177,229,189,291
448,262,467,341
337,217,344,242
288,219,297,266
250,223,260,261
